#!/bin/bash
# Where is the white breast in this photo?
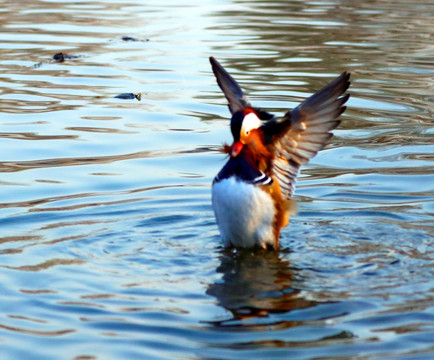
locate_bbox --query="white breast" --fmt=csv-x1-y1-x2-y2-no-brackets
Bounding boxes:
211,177,275,248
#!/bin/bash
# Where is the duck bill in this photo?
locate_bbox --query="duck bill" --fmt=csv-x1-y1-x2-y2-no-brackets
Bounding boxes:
231,141,244,157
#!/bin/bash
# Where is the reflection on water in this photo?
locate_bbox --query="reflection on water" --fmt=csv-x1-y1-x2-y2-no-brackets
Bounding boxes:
207,250,312,323
0,0,433,359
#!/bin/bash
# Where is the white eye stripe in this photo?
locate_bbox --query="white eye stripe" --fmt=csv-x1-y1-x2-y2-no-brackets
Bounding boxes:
241,112,261,135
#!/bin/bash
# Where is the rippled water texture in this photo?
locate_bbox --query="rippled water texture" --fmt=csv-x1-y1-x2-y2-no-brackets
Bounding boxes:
0,0,433,359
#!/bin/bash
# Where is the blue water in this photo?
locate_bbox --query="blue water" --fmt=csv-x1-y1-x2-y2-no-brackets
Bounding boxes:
0,0,433,359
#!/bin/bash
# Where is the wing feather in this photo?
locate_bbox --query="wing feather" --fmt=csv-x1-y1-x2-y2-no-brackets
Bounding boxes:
263,72,351,199
209,57,251,114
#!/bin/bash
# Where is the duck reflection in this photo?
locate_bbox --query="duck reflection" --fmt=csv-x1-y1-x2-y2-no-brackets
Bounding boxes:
206,249,317,326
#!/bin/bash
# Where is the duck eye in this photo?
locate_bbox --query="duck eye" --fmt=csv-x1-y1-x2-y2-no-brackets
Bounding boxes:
245,130,250,136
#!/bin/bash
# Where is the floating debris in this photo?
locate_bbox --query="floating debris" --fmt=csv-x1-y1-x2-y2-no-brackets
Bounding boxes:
121,36,150,42
52,52,82,62
114,93,141,101
35,52,82,67
52,52,65,62
121,36,138,42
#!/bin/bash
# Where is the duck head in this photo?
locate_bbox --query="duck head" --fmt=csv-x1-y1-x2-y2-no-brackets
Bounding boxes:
230,108,262,157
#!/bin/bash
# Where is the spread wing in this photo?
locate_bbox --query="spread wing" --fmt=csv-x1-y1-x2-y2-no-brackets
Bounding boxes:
262,72,351,198
209,57,251,114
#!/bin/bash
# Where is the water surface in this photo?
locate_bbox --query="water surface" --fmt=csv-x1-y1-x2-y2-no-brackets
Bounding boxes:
0,0,433,359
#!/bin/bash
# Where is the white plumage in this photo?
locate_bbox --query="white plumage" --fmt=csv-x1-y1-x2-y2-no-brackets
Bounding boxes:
212,177,275,249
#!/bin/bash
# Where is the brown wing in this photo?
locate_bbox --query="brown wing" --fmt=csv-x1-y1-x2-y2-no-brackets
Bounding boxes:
209,57,251,114
262,72,351,199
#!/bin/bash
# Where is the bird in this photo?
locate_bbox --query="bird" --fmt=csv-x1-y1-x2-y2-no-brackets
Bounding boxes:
210,57,350,250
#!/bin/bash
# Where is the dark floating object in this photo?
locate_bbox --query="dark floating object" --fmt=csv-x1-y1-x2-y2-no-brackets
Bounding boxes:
121,36,138,42
115,93,141,101
52,52,82,62
53,52,65,62
121,36,150,42
34,52,82,68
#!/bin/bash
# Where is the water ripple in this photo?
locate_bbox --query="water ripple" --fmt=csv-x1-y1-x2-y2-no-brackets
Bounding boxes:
0,0,432,359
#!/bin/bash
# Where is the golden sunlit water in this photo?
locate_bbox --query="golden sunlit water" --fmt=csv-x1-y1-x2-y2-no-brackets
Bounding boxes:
0,1,433,359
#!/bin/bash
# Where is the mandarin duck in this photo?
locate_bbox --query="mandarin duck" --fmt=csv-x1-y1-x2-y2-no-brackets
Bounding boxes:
210,57,350,249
